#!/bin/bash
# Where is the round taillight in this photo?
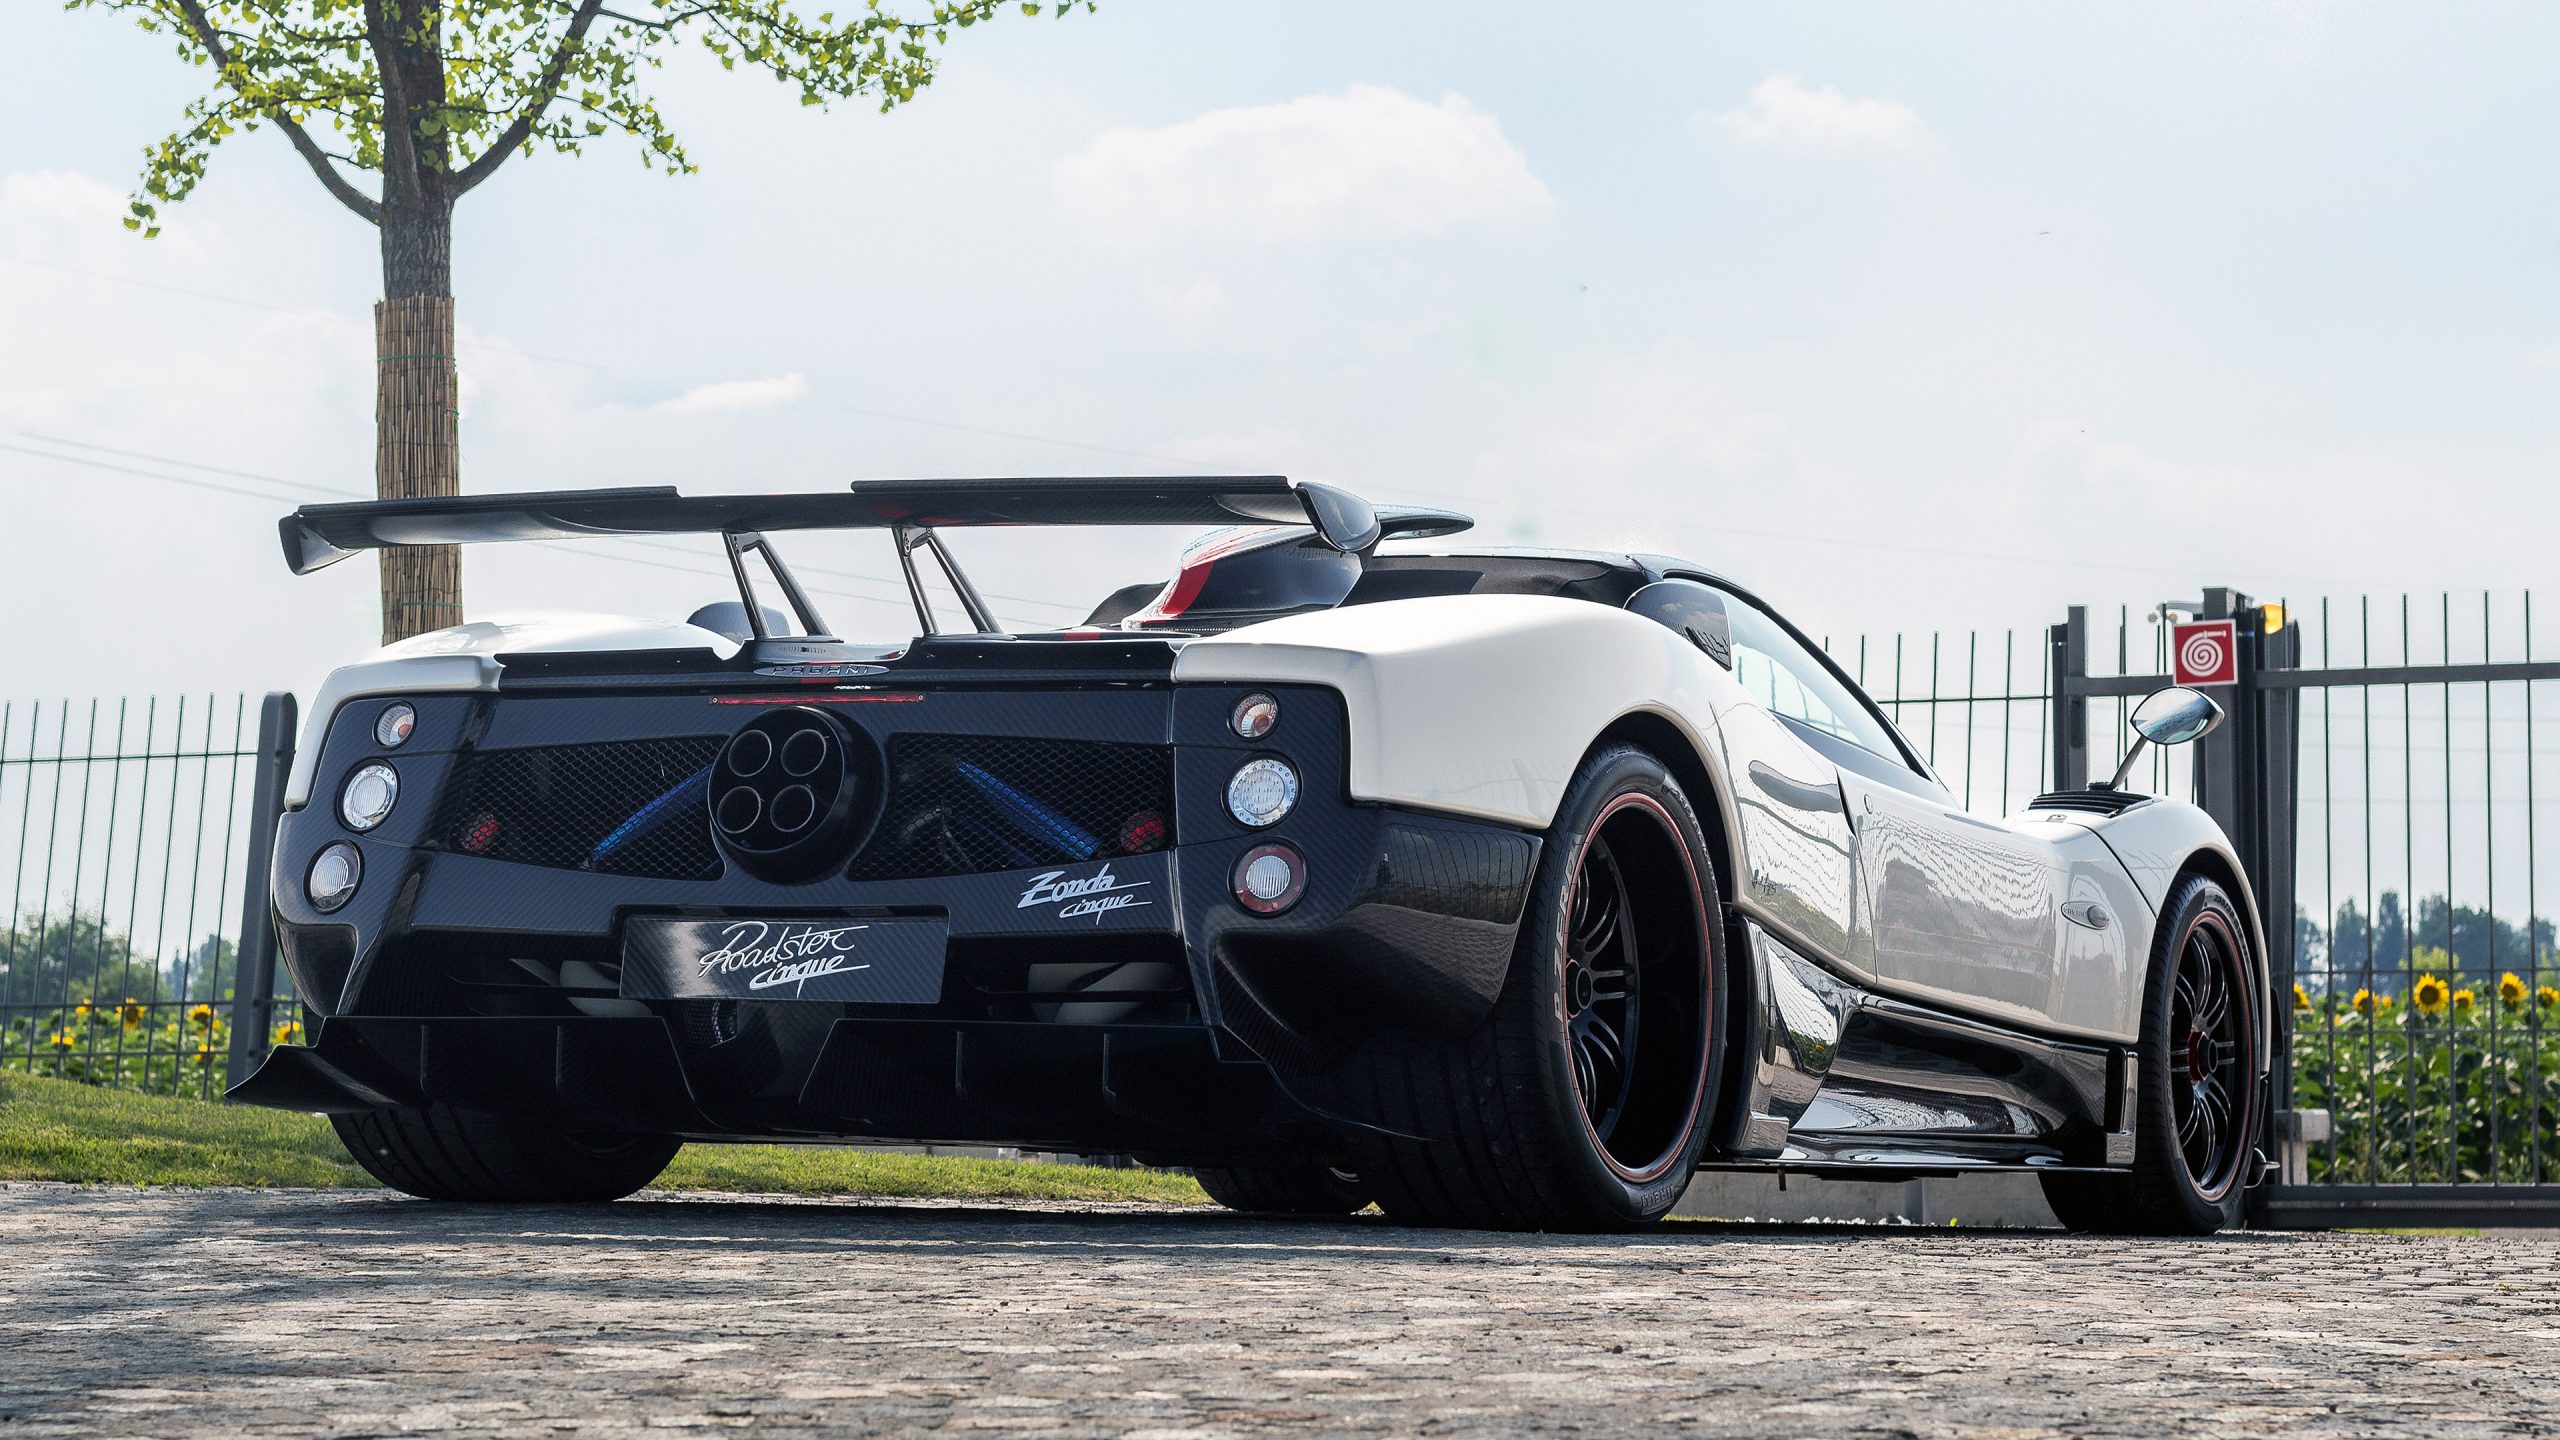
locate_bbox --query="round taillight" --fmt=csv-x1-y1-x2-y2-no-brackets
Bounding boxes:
1231,693,1280,740
374,702,416,748
340,762,399,831
1225,758,1298,828
307,842,362,912
1234,843,1305,915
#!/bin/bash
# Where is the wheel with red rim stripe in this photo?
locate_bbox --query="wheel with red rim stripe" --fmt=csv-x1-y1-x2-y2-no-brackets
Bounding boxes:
1350,744,1725,1231
2042,873,2262,1235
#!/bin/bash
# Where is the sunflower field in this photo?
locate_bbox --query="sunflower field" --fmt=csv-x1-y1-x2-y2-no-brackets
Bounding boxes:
2292,971,2560,1184
0,998,299,1100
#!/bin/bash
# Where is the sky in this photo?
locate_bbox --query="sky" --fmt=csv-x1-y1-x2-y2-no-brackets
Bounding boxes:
4,0,2559,711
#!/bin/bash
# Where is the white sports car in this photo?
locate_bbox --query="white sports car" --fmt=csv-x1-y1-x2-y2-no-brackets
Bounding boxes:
234,477,2269,1233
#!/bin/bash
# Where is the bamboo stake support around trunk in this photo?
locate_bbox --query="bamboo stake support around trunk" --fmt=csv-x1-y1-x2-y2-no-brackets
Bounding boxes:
374,295,462,646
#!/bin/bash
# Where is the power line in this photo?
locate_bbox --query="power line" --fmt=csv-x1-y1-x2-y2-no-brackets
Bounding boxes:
2,255,2369,588
21,432,352,496
0,254,607,371
0,436,1088,619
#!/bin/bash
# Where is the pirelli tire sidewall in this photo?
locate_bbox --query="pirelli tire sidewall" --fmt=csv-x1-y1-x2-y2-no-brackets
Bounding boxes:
1524,746,1725,1225
1352,744,1724,1231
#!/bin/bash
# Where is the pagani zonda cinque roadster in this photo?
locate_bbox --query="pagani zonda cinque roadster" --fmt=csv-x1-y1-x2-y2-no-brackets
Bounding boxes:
236,477,2269,1233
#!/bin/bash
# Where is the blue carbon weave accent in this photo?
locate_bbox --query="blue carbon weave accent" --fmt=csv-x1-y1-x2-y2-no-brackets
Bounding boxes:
589,765,713,865
951,809,1038,870
954,761,1101,860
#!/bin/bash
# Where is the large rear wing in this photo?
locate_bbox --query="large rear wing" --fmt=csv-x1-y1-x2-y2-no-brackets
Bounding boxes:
278,475,1471,642
279,476,1466,576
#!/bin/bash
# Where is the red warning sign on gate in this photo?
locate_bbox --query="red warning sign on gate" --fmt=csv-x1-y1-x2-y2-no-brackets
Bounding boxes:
2172,619,2239,687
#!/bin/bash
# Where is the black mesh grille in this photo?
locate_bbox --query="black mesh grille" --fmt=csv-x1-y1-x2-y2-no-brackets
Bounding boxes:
428,732,1171,884
2028,789,2153,816
850,735,1173,881
433,737,722,880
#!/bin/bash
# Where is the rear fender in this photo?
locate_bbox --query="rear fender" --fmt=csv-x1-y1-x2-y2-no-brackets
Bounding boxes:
1173,595,1739,834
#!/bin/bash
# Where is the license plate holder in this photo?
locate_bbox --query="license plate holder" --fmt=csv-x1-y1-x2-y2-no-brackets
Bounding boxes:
620,915,947,1004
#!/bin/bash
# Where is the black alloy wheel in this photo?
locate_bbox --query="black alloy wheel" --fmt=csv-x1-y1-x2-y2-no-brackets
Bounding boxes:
2042,873,2261,1235
1351,745,1724,1231
1565,828,1640,1145
2169,904,2252,1200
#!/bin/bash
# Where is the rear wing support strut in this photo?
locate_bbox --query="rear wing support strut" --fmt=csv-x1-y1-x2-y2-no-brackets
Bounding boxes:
721,531,831,640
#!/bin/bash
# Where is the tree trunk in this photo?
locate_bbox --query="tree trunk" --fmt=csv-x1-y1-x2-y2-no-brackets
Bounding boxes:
374,199,460,645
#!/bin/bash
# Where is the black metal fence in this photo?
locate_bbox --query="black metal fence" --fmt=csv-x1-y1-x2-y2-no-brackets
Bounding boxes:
2258,594,2560,1225
0,693,295,1098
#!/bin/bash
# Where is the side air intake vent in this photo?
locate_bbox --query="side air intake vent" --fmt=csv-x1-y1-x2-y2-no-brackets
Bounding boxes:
2028,790,2155,817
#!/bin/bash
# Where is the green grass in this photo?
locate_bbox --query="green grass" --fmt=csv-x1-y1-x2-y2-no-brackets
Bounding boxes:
0,1072,1207,1205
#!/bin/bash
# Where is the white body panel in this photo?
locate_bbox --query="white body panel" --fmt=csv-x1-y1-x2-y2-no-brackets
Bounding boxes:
282,613,740,809
1720,706,1859,967
2042,801,2275,1070
1176,596,1732,832
1182,591,2262,1048
1844,775,2070,1029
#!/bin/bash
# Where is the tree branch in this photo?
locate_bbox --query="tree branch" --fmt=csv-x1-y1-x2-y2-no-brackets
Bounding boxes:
451,0,609,195
167,0,383,224
364,0,422,206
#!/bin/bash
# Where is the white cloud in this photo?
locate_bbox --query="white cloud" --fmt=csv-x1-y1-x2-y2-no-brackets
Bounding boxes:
1054,85,1551,250
654,371,807,415
0,169,130,230
1714,76,1930,154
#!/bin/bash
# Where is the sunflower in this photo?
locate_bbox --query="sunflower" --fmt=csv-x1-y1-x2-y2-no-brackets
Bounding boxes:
2293,983,2313,1012
72,1000,94,1024
2502,972,2531,1009
186,1003,216,1031
2414,974,2451,1016
271,1020,302,1047
2453,988,2477,1013
2353,988,2378,1015
46,1030,75,1052
116,999,146,1030
2542,986,2560,1011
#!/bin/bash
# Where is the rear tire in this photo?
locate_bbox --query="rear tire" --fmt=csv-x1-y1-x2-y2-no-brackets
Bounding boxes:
331,1104,679,1203
2042,874,2260,1235
1351,745,1724,1232
1193,1165,1371,1216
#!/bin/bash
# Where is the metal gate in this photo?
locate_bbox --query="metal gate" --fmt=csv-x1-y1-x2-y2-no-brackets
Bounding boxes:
2051,588,2560,1227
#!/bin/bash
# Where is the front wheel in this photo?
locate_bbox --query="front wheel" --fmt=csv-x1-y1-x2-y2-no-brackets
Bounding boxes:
2042,873,2262,1234
332,1104,680,1203
1352,745,1725,1232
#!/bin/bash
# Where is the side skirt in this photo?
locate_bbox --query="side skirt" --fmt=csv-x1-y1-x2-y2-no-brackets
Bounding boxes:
1715,920,2137,1174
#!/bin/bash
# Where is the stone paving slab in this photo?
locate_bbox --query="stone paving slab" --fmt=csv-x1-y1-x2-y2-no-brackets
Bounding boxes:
1,1182,2554,1437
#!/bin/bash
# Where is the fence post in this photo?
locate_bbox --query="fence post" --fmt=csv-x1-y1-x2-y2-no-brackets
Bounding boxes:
2244,603,2303,1221
2048,606,2089,792
2193,588,2250,861
223,692,296,1087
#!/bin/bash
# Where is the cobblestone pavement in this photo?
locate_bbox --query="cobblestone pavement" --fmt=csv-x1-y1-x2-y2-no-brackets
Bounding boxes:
1,1184,2554,1438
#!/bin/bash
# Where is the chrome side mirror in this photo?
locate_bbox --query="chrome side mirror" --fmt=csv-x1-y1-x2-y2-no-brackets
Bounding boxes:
2101,686,2224,790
